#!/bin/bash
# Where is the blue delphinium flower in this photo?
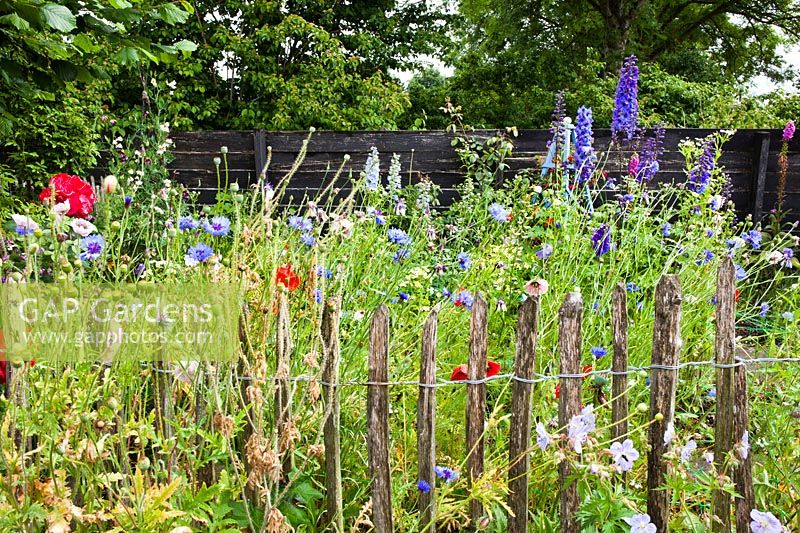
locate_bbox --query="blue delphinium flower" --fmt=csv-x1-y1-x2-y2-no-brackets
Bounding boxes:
316,265,333,279
457,251,471,269
637,125,665,182
364,147,380,190
661,223,672,237
387,228,411,246
611,56,639,143
488,203,510,222
203,216,231,237
709,195,724,211
743,230,762,249
417,480,431,493
782,248,794,268
536,244,553,260
314,288,323,304
759,303,769,317
591,224,612,257
687,137,716,194
185,243,213,266
619,193,635,205
300,233,315,247
80,234,105,261
574,106,597,183
393,249,409,262
178,216,199,231
434,466,459,483
288,215,312,232
591,346,607,358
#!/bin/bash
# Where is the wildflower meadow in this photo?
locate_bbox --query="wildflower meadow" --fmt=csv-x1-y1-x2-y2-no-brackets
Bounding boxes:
1,55,799,533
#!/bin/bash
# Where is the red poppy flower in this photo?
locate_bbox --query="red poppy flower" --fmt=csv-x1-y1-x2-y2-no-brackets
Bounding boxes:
39,173,96,218
450,360,501,381
275,264,301,291
735,289,740,302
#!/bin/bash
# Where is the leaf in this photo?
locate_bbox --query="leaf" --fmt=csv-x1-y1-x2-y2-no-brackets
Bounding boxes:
40,4,76,32
115,46,140,65
0,13,31,31
109,0,133,8
72,34,99,53
157,3,190,25
52,60,77,81
173,39,197,52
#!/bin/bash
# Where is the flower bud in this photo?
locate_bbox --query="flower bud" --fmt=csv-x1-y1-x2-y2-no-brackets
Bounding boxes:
33,228,43,238
220,146,228,154
654,413,664,422
103,174,119,194
229,182,240,192
111,221,121,231
636,402,648,413
213,157,221,166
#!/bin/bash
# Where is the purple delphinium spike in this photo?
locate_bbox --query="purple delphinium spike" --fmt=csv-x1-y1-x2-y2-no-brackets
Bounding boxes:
590,224,613,257
687,137,716,194
611,56,640,143
637,125,665,182
574,106,597,184
783,120,796,142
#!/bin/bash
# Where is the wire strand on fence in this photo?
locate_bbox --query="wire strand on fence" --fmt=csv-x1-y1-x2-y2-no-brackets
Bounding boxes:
142,355,800,388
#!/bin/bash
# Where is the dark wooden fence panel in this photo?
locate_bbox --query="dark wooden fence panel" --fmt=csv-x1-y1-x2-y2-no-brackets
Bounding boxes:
151,128,800,219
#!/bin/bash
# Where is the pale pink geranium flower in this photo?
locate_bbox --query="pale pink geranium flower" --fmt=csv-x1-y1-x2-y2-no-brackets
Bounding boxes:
524,278,549,297
70,218,97,237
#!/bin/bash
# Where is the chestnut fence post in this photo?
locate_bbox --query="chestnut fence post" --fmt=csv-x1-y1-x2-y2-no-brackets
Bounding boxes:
508,296,539,533
466,293,488,526
367,304,393,532
321,297,343,532
611,283,629,443
647,275,681,530
558,292,582,533
417,305,439,533
713,257,736,532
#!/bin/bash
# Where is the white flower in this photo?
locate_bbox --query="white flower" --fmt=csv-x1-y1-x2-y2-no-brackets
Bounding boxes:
767,250,784,265
736,430,750,460
167,80,177,90
159,122,170,133
664,421,675,446
702,451,714,464
331,216,354,237
70,219,97,237
536,422,551,451
623,513,656,533
51,201,70,219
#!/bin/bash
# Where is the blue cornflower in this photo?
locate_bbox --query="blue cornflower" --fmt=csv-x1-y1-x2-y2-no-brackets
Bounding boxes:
590,224,612,257
574,106,597,183
178,216,199,231
185,243,213,266
488,203,511,222
706,229,715,238
782,311,794,321
661,223,672,237
457,251,471,270
592,302,600,312
80,234,105,261
735,264,747,281
387,228,411,246
454,290,474,310
759,303,769,317
782,248,794,268
134,263,146,278
316,266,333,279
314,288,323,304
203,216,231,237
417,480,431,493
288,216,312,232
696,249,714,265
611,56,639,143
636,301,644,312
393,249,410,263
366,206,386,225
591,346,607,359
434,466,459,483
687,137,716,194
441,287,451,299
124,195,132,207
398,292,409,302
743,230,762,250
300,233,315,247
536,244,553,260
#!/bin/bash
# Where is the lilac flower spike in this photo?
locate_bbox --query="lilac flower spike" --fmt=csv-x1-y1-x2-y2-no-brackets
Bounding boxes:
574,106,597,183
611,56,640,143
750,509,785,533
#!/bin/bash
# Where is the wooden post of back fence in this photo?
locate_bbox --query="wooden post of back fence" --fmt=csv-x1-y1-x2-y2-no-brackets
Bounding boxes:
321,297,343,532
558,292,582,533
733,363,755,532
713,257,736,532
275,289,294,479
611,283,629,443
508,297,539,533
648,275,681,531
466,293,488,526
417,305,439,533
367,304,393,532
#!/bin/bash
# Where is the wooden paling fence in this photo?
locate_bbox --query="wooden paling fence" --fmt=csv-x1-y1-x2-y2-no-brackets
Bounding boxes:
2,256,771,531
254,255,757,531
